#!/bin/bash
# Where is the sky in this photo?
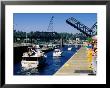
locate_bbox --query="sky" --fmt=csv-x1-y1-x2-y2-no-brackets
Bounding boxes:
13,13,97,34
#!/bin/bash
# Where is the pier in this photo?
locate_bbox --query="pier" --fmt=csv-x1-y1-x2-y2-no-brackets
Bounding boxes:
54,46,92,75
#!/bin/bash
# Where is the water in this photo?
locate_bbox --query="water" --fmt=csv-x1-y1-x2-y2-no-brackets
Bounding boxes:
14,45,81,75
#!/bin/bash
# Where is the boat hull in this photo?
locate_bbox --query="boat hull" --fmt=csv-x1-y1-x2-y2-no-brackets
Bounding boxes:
53,52,62,57
21,60,38,70
21,57,46,69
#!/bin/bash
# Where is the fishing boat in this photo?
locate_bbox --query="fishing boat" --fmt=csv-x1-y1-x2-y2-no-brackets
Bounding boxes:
53,49,62,57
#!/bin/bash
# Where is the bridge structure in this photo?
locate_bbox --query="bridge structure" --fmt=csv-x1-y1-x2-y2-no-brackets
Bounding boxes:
66,17,97,37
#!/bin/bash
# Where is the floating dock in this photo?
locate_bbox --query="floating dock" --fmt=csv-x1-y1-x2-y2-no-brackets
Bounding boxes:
54,46,92,75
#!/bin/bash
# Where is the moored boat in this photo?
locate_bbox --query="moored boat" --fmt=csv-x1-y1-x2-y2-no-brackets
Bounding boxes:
53,49,62,57
68,47,72,50
21,47,45,70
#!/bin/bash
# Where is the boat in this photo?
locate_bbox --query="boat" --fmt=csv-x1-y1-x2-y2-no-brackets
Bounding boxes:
21,60,39,70
21,47,45,70
53,49,62,57
68,47,72,50
35,44,40,49
75,45,78,48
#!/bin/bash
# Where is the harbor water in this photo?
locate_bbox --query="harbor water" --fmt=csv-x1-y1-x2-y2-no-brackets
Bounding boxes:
14,45,81,75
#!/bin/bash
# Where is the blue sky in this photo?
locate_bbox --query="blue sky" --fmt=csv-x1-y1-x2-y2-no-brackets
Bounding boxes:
13,13,97,34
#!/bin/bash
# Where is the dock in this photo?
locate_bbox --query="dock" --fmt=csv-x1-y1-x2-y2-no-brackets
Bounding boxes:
54,46,92,75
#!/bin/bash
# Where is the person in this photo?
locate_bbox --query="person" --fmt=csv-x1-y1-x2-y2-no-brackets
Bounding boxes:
91,41,97,74
87,36,97,74
92,49,97,74
87,43,93,70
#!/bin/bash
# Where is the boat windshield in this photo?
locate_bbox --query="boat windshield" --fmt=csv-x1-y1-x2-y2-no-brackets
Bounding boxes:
54,49,60,52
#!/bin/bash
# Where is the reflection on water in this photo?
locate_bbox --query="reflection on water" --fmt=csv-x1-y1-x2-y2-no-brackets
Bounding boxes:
14,45,81,75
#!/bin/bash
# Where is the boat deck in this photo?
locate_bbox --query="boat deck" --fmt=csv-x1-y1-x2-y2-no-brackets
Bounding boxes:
54,46,92,75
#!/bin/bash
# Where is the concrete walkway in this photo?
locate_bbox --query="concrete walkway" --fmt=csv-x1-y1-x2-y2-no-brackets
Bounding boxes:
54,46,92,75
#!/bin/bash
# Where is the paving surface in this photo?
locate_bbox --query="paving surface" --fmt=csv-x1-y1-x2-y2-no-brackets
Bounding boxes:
54,46,92,75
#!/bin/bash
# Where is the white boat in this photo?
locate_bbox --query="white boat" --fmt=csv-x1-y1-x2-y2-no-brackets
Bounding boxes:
68,47,72,50
75,45,78,48
53,49,62,57
21,60,39,70
21,47,45,69
35,45,40,49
